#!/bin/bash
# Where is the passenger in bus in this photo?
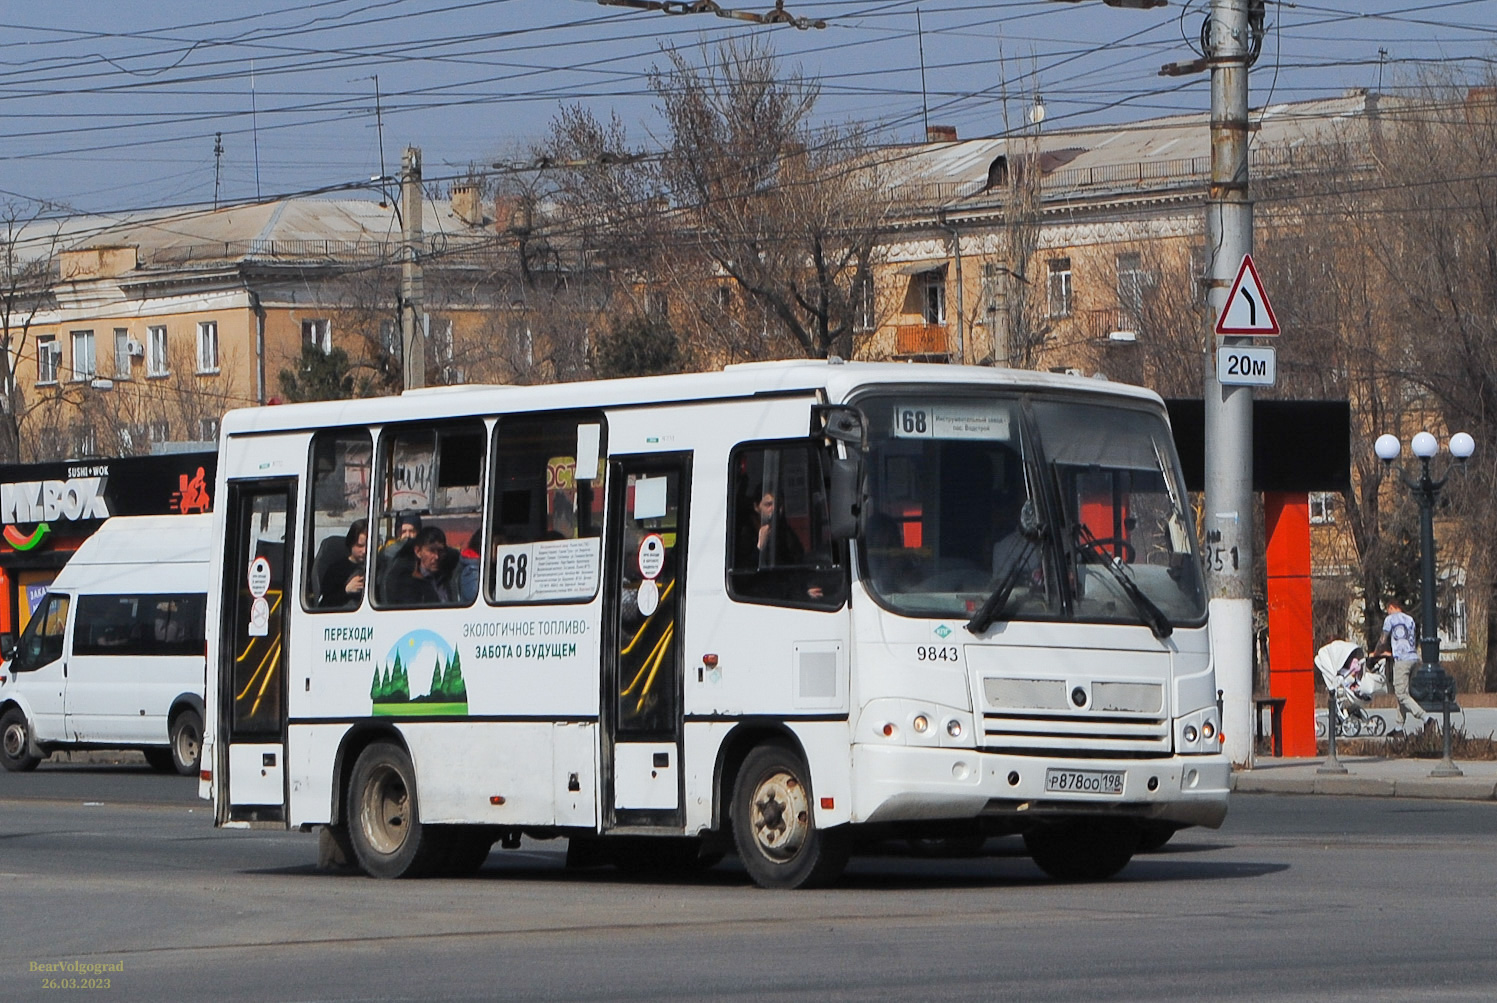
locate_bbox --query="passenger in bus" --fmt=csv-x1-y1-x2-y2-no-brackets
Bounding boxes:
318,519,368,609
990,492,1039,582
384,526,451,606
457,530,482,604
376,511,422,581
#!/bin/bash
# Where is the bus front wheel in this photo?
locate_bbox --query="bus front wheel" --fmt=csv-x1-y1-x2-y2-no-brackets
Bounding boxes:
169,709,202,776
346,741,446,878
731,742,848,889
1023,818,1140,882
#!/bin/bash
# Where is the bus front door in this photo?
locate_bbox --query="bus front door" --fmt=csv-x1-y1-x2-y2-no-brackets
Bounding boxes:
605,454,690,829
220,479,296,823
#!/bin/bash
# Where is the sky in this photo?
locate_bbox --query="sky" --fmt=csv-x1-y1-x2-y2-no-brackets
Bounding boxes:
1,0,1493,214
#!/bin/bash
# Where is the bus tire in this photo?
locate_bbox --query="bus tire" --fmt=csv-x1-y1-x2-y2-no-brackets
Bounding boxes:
1137,820,1183,853
346,741,445,878
1,707,41,772
169,709,203,776
1023,819,1140,882
731,742,848,890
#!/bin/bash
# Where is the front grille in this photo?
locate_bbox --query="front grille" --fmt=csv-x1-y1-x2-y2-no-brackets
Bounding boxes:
981,710,1171,755
980,675,1170,756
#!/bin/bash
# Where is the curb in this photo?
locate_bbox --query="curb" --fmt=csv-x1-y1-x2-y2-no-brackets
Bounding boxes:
1231,766,1497,801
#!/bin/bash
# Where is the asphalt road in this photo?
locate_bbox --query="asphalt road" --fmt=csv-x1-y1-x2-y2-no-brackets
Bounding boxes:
3,764,1496,1002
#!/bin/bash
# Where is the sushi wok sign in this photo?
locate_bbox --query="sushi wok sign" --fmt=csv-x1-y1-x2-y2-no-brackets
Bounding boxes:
0,452,217,549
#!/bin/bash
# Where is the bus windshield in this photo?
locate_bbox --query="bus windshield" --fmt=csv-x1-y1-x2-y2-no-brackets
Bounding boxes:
858,392,1206,629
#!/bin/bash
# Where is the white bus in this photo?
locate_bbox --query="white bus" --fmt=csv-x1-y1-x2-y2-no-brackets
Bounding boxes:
202,361,1226,888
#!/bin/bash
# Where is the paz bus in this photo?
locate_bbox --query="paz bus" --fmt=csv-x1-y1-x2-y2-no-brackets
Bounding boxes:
201,360,1226,888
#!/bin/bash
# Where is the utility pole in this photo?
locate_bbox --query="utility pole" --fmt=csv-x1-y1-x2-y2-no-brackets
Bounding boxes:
400,146,425,390
213,133,223,209
1203,0,1255,766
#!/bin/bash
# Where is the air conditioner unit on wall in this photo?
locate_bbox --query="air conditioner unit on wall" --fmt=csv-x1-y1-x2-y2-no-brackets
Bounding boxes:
126,338,144,357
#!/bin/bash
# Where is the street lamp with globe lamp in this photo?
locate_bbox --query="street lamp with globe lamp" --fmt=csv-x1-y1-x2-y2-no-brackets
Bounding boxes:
1374,430,1475,777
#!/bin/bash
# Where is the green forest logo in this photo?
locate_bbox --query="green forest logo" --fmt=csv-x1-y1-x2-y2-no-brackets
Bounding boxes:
370,628,468,716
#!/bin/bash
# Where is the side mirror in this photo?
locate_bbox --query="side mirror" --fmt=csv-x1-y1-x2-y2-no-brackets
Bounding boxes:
0,633,16,664
828,455,864,542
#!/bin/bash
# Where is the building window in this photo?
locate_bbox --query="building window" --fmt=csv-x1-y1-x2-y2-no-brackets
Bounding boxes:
647,290,669,320
1047,258,1073,318
74,423,97,457
1439,568,1468,650
200,417,220,442
147,326,168,377
920,271,945,325
1116,252,1147,322
1308,491,1336,525
852,274,874,333
430,316,456,383
380,319,401,360
302,318,331,354
114,328,132,379
197,321,219,373
70,330,96,381
37,335,59,384
149,420,170,446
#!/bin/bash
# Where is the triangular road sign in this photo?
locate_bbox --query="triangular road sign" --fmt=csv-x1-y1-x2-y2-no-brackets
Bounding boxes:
1215,254,1279,336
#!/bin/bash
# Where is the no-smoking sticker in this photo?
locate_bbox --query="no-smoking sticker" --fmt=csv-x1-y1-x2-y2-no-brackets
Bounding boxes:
247,556,272,598
637,534,665,580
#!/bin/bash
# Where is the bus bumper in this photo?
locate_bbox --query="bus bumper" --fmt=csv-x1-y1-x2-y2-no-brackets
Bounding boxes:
850,744,1230,829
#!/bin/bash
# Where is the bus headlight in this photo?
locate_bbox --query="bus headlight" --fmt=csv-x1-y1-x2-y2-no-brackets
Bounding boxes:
912,714,930,734
1176,706,1221,755
945,719,963,739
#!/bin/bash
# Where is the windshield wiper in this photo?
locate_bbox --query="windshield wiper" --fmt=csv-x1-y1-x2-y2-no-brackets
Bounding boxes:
1073,523,1173,639
965,537,1035,635
966,500,1042,635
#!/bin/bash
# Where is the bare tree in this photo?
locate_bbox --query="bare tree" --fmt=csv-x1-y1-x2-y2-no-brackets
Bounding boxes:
648,39,895,360
0,202,64,462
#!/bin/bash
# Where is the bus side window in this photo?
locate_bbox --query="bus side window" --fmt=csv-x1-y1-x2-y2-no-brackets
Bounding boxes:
488,412,606,605
727,442,846,610
374,421,486,608
305,430,373,612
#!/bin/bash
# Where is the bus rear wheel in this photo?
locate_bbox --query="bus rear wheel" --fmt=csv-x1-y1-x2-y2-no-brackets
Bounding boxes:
347,741,446,878
1,707,40,772
1023,818,1140,882
731,742,848,889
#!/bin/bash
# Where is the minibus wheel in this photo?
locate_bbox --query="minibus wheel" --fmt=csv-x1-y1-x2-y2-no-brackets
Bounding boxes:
1023,818,1140,881
346,741,446,878
1,707,41,772
731,742,848,889
169,709,203,776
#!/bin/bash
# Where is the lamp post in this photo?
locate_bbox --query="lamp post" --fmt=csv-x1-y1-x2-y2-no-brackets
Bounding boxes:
1373,430,1475,778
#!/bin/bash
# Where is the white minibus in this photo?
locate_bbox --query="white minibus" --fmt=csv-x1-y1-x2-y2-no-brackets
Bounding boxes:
203,361,1227,887
0,514,211,774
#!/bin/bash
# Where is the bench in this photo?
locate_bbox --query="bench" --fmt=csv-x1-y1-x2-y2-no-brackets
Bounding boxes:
1254,696,1287,757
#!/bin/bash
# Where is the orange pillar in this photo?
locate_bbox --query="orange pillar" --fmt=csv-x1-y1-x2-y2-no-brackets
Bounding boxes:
1264,492,1317,757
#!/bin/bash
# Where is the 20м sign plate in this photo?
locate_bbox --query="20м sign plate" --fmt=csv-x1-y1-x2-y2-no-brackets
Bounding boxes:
1217,346,1277,386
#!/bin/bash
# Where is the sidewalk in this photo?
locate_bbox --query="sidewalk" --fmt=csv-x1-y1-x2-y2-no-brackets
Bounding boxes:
1233,755,1497,801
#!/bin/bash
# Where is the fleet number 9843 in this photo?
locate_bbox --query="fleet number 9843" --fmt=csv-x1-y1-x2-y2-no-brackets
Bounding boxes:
916,645,960,662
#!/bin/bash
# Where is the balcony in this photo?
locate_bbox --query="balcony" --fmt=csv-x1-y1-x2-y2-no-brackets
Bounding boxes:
894,323,950,358
1083,309,1141,344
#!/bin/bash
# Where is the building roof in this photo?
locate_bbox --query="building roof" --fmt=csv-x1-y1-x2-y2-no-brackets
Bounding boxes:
878,91,1386,212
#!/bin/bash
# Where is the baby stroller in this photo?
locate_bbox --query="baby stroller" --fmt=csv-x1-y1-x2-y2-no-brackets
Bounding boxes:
1313,639,1388,738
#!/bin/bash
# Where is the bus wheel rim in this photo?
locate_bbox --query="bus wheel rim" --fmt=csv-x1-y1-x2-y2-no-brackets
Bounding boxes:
2,722,25,758
176,723,200,765
361,764,410,856
749,770,810,862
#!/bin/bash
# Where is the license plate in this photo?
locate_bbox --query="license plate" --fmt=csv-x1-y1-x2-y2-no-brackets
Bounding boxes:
1044,769,1124,796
